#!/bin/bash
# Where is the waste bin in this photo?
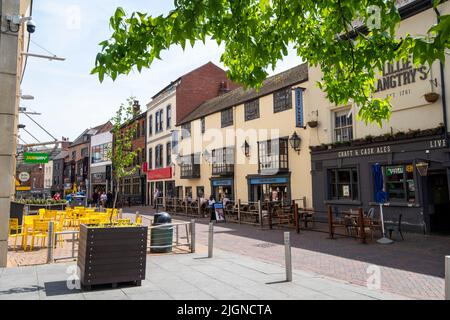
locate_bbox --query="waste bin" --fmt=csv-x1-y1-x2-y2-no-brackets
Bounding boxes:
150,212,173,253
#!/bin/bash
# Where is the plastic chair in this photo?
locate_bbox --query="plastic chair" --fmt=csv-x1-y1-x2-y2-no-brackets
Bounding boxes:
29,220,50,250
9,218,25,251
117,218,131,225
136,216,143,225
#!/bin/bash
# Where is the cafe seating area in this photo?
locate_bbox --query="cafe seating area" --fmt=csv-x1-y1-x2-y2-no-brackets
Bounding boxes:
7,207,137,252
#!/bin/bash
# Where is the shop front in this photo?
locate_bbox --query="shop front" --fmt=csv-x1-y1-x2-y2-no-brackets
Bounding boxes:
147,166,174,204
310,132,450,233
210,178,234,201
246,174,291,203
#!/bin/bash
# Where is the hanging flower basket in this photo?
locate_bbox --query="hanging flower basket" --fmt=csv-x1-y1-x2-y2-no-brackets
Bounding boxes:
424,92,439,103
307,120,318,128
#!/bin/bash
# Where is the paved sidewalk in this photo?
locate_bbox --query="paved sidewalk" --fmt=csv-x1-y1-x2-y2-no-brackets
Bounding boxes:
128,206,447,300
0,248,407,300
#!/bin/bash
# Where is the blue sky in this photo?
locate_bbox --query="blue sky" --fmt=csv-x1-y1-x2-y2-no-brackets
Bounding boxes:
20,0,302,143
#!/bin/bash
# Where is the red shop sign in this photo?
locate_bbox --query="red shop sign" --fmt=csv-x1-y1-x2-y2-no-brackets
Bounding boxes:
147,167,172,180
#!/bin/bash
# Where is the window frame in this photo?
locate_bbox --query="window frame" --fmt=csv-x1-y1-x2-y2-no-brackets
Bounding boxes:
166,105,172,129
149,114,153,136
244,99,260,121
166,142,172,167
221,108,233,128
257,138,289,174
327,167,359,201
334,109,353,142
382,163,416,203
273,87,292,113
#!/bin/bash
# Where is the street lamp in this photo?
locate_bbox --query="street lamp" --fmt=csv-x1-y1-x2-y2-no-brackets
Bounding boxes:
17,124,26,129
21,94,34,100
289,132,301,154
241,140,250,157
203,149,212,164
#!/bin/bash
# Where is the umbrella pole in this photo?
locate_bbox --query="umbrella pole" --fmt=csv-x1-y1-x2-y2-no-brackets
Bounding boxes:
377,203,394,244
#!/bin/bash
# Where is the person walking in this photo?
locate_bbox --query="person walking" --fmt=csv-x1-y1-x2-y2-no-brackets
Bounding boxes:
153,188,159,209
107,191,113,208
208,195,216,221
92,190,99,208
100,192,107,208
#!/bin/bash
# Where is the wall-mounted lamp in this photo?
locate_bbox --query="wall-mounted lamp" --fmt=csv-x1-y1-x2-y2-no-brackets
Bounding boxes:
242,140,250,157
416,162,429,177
289,132,301,154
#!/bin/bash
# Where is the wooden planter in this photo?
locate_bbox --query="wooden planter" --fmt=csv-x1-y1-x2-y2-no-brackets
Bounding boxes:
78,224,148,290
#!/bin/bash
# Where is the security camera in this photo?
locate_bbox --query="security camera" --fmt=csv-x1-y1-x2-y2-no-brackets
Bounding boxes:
26,19,36,33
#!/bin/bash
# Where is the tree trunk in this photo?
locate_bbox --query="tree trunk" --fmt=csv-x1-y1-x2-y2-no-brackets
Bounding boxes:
111,179,120,224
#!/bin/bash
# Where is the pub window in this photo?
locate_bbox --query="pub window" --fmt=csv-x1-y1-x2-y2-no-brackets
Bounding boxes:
334,109,353,142
185,187,193,199
155,109,163,133
149,115,153,136
155,144,163,168
258,138,289,173
181,122,191,139
245,99,260,121
167,105,172,129
201,117,205,134
124,178,132,194
383,164,415,203
166,142,172,166
212,147,235,175
328,168,359,200
221,108,233,128
197,186,204,198
273,87,292,113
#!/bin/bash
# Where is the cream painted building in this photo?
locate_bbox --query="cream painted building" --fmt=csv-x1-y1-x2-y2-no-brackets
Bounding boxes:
174,64,313,206
145,62,239,205
308,0,450,233
0,0,33,266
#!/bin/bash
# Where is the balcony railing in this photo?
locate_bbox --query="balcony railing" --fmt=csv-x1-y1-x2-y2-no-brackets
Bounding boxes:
180,153,201,179
212,163,234,176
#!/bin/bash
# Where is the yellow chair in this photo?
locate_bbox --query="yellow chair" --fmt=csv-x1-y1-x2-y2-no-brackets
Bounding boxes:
38,208,46,217
117,218,131,225
29,220,50,251
136,216,143,225
9,218,25,251
55,216,65,248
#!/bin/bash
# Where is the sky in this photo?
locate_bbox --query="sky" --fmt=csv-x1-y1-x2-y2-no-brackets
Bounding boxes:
19,0,302,143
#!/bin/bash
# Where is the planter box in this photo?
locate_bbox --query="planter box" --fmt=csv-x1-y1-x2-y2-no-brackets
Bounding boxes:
77,224,148,289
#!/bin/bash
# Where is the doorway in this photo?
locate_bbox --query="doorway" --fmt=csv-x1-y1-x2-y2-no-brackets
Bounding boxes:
428,171,450,233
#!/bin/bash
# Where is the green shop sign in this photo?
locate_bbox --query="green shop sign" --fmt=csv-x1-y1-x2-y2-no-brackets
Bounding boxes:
24,153,49,164
386,166,403,177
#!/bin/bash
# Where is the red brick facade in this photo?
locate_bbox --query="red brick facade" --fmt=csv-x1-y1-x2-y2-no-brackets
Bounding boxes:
175,62,240,125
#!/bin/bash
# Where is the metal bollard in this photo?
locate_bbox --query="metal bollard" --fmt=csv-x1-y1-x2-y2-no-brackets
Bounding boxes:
258,200,263,228
190,219,196,253
284,232,292,282
446,256,450,300
208,222,214,258
47,221,55,264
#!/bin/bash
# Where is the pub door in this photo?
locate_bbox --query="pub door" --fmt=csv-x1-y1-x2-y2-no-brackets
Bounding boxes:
427,171,450,233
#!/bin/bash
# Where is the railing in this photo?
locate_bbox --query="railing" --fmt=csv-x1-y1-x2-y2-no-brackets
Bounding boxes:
140,215,196,253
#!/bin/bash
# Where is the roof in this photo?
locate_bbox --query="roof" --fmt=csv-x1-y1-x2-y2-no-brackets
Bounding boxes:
151,62,222,100
71,121,111,146
179,63,308,125
53,150,68,160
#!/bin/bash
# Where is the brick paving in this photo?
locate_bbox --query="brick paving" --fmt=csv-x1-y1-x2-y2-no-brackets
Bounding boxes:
129,206,447,300
6,206,448,299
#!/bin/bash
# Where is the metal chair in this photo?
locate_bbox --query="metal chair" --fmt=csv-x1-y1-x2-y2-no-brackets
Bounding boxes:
388,214,404,240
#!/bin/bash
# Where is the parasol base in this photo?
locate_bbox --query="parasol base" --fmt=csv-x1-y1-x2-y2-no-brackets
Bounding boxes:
377,237,394,245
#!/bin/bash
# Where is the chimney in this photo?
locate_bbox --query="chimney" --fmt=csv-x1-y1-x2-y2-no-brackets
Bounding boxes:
133,100,141,116
219,81,231,95
61,137,70,150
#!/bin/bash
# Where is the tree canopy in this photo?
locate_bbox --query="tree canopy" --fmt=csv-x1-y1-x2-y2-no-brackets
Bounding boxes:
92,0,450,126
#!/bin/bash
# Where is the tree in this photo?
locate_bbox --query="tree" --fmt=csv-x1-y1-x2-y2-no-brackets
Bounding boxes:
108,98,140,222
92,0,449,126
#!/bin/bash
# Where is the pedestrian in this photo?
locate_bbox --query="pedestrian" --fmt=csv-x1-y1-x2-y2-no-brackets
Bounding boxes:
208,195,216,221
222,194,230,207
100,192,107,208
92,190,99,207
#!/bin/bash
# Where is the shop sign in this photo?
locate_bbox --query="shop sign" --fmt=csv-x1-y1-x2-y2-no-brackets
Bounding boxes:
249,177,288,185
337,139,448,159
147,167,172,180
18,172,30,182
16,186,31,191
212,179,233,187
23,152,49,164
386,166,403,177
91,173,106,184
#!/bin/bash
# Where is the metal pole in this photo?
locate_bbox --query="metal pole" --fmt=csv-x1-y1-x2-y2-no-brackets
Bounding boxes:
208,222,214,258
47,221,54,263
71,232,75,258
237,199,241,224
446,256,450,300
176,224,179,246
284,232,292,282
190,219,196,253
258,200,263,228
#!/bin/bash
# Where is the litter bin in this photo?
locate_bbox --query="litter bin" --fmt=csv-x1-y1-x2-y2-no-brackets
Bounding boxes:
150,212,173,253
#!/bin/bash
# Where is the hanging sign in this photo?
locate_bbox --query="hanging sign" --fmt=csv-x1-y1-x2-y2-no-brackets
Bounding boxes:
24,153,49,164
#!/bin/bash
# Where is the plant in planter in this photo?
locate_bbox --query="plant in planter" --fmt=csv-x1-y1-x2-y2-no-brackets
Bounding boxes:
307,120,319,128
77,98,146,290
424,92,439,103
393,131,406,140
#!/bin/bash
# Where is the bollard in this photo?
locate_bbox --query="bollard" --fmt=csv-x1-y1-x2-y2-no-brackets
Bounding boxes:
294,202,300,234
190,219,196,253
47,221,55,263
208,222,214,258
327,205,334,239
284,232,292,282
136,211,140,224
198,200,201,217
446,256,450,300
